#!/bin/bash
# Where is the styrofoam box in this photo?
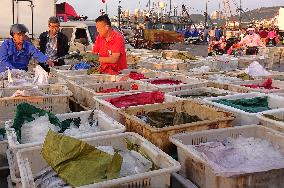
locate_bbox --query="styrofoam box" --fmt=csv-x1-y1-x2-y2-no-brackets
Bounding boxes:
203,92,284,126
94,91,179,123
6,110,126,185
170,125,284,188
139,76,208,93
16,132,181,188
167,87,237,102
257,108,284,133
228,79,284,94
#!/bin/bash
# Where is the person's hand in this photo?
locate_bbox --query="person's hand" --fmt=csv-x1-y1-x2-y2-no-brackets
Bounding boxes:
46,59,54,67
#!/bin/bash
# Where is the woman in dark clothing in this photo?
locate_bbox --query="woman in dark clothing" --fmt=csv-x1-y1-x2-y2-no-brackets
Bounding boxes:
39,16,69,71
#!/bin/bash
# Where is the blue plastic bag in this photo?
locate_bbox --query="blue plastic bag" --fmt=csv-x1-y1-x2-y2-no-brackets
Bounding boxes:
74,62,91,70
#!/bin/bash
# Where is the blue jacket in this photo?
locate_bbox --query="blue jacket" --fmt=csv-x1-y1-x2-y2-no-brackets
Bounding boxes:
0,39,49,72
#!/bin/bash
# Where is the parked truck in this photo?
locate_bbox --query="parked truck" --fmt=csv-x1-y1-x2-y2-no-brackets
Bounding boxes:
0,0,55,39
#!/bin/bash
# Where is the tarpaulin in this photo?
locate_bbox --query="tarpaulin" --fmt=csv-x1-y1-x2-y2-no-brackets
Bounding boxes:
241,78,279,89
148,79,183,85
137,109,202,128
129,72,146,80
56,2,78,17
106,91,165,108
42,130,122,187
213,96,270,113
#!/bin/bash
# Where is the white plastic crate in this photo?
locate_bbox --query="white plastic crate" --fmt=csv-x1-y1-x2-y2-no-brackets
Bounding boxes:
77,81,157,108
170,125,284,188
0,76,66,88
6,110,126,185
5,110,126,150
120,68,171,78
94,91,179,123
0,140,8,170
0,85,72,122
257,108,284,133
170,173,198,188
209,56,239,71
139,76,207,93
228,79,284,94
203,93,284,126
49,65,84,77
238,55,269,69
237,55,258,69
16,132,181,188
167,87,237,101
138,58,186,71
55,69,88,78
66,75,126,108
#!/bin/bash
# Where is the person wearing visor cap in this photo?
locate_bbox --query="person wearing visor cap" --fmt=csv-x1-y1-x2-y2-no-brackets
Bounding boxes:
0,24,54,73
238,27,266,55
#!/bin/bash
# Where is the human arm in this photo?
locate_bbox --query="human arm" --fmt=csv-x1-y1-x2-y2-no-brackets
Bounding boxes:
28,42,53,66
0,41,16,71
98,53,121,64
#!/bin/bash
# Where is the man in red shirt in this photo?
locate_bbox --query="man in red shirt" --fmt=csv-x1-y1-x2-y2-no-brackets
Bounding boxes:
92,14,127,75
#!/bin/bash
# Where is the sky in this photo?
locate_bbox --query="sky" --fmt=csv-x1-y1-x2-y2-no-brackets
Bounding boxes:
57,0,284,19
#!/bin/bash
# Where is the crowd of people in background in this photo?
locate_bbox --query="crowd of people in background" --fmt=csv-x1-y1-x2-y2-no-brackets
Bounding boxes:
177,25,281,56
206,25,281,56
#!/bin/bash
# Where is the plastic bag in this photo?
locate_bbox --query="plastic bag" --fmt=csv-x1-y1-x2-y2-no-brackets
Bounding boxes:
11,87,45,97
33,65,49,85
21,114,61,144
148,79,182,85
105,91,165,108
213,96,270,113
129,72,146,80
244,61,271,77
241,78,279,90
74,62,91,70
137,109,202,128
42,130,122,187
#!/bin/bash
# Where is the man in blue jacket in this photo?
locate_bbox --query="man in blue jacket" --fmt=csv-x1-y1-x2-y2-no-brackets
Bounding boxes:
0,24,53,72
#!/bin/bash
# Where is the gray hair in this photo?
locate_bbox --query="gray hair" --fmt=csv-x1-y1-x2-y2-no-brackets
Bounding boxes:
48,16,60,25
10,24,29,36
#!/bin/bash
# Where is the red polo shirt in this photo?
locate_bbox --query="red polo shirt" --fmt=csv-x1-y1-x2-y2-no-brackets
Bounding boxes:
93,29,127,74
